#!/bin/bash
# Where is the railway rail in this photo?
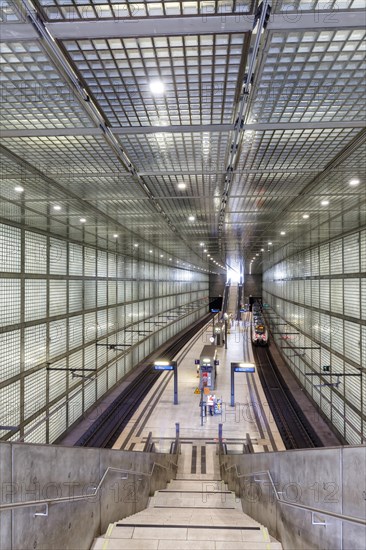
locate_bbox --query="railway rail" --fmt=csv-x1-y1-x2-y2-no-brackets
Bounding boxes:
75,312,214,448
253,346,323,450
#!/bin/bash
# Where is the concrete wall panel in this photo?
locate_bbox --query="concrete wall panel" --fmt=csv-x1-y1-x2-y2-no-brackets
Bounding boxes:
0,441,176,550
221,445,366,550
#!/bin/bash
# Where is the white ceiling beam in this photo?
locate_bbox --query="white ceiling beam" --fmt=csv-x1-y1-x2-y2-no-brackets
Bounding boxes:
47,11,366,41
0,23,38,41
1,120,364,138
1,11,364,42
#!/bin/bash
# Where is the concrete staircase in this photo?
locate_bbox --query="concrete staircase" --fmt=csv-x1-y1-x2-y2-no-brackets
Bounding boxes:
91,478,283,549
227,284,238,317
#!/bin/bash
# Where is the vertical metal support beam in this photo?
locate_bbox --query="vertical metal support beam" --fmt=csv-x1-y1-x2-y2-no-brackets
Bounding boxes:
231,364,235,407
19,220,25,440
225,319,228,350
218,423,223,445
173,362,178,405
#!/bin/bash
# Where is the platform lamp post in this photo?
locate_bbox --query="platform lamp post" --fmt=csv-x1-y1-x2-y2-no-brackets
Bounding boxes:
230,362,255,406
153,360,178,404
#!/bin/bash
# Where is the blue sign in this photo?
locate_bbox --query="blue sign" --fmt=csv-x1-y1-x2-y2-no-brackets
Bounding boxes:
195,359,200,365
234,367,255,373
154,365,174,371
240,309,246,312
211,309,220,313
201,365,212,372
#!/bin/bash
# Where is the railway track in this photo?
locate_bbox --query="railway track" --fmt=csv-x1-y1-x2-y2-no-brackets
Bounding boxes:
253,346,323,449
75,312,214,448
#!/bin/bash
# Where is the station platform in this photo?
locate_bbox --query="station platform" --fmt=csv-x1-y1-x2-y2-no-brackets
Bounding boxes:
113,315,285,461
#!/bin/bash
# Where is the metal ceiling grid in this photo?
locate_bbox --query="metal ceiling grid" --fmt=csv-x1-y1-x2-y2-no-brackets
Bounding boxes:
116,131,229,173
230,171,312,206
1,135,124,175
0,41,93,130
62,33,246,127
272,0,363,11
0,0,25,21
142,174,209,198
238,128,360,171
250,29,366,124
247,139,366,261
35,0,253,20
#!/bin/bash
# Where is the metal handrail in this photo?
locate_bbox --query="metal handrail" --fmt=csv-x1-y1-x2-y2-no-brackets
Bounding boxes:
0,459,178,514
221,463,366,527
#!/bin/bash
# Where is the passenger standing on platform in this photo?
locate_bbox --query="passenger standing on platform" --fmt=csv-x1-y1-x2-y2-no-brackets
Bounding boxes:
207,393,214,416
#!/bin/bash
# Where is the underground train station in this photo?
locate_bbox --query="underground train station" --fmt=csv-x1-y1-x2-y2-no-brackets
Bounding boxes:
0,1,365,549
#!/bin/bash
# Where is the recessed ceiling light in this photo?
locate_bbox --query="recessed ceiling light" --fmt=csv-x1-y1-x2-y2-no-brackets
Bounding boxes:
169,258,172,261
280,231,286,235
113,234,119,238
53,205,62,211
349,178,360,186
268,241,272,245
261,248,264,252
203,249,207,252
200,242,205,247
149,250,153,253
14,186,24,193
302,214,309,219
160,254,164,258
321,200,329,206
188,216,195,222
80,218,86,223
177,183,186,190
256,253,259,256
149,79,165,95
134,243,139,248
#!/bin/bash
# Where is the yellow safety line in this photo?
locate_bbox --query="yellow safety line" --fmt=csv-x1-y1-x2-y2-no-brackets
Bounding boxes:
261,526,270,542
101,523,113,550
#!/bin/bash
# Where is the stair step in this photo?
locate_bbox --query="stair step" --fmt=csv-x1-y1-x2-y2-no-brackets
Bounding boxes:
101,524,270,542
168,480,228,492
92,540,281,550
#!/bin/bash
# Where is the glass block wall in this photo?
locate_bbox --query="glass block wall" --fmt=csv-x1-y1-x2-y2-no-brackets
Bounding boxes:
262,228,365,445
0,222,209,444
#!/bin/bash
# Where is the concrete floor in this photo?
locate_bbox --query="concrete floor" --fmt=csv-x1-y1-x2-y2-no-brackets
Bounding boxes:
113,316,285,454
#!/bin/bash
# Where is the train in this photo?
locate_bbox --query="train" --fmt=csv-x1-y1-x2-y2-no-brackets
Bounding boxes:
251,301,269,346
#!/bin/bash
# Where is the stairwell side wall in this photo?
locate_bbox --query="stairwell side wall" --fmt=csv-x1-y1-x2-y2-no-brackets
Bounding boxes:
220,445,366,550
0,441,177,550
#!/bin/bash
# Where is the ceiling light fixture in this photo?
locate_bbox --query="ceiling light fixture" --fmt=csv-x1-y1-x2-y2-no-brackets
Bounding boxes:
200,242,205,247
177,183,186,190
321,200,329,206
149,79,165,95
134,243,139,248
349,178,360,186
280,231,286,235
80,218,86,223
188,216,195,222
53,205,61,211
268,241,272,245
113,234,119,238
149,250,153,253
14,186,24,193
302,214,309,219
